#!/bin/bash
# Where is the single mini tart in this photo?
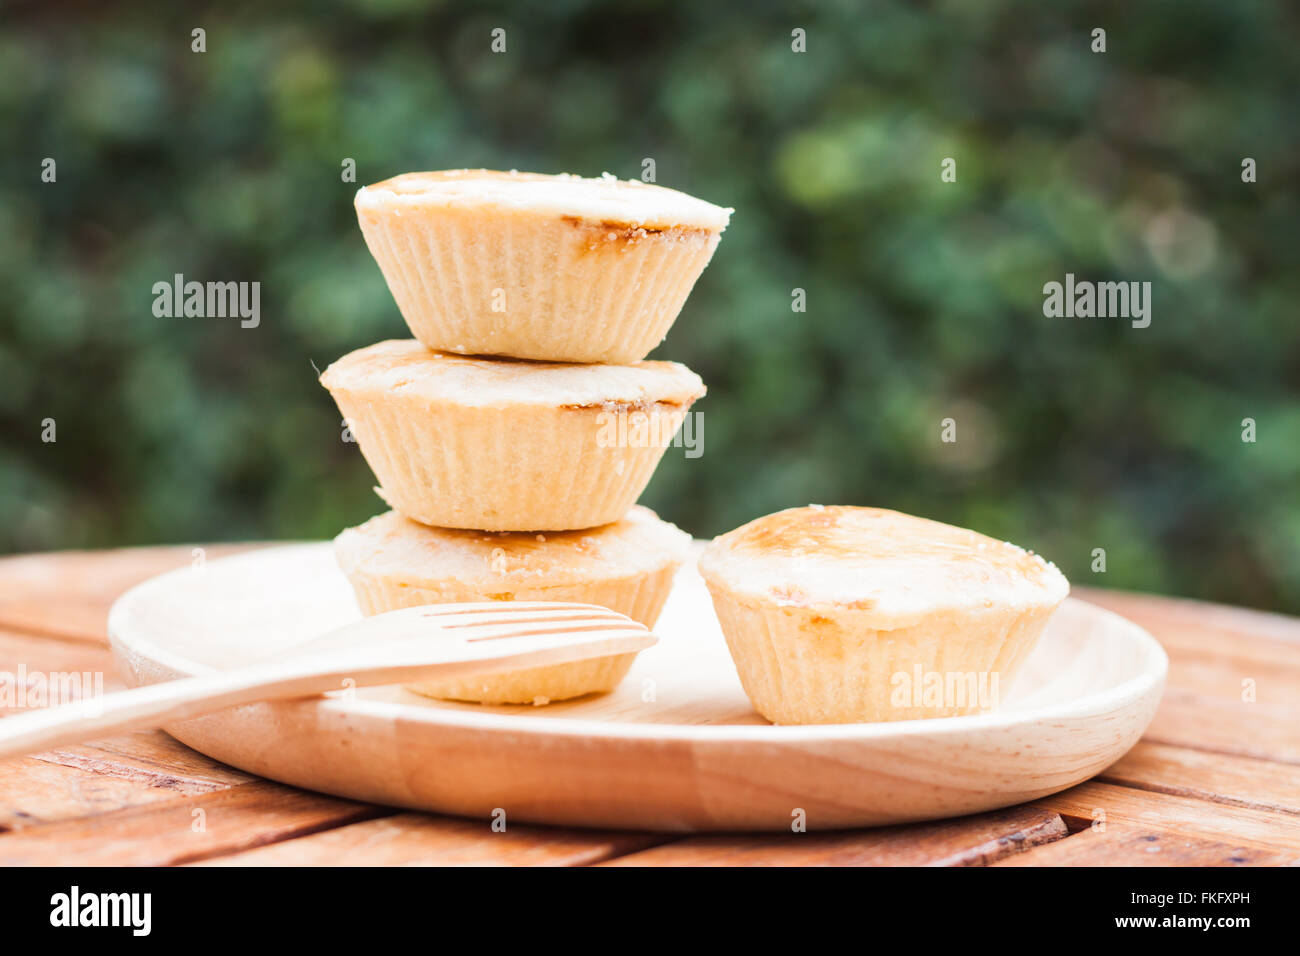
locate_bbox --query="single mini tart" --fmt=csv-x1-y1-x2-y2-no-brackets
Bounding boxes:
354,169,732,364
698,506,1070,725
320,340,706,532
334,505,691,705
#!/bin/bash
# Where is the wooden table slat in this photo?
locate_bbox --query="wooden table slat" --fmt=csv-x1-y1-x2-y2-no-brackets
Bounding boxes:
0,753,229,832
1143,692,1300,764
26,733,258,792
1098,741,1300,814
1077,588,1300,649
994,825,1300,867
197,812,666,867
0,545,260,644
0,628,123,696
595,806,1068,867
0,780,385,866
1029,781,1300,853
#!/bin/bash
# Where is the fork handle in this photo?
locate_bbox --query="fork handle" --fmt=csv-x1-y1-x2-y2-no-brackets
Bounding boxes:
0,664,354,762
0,632,651,760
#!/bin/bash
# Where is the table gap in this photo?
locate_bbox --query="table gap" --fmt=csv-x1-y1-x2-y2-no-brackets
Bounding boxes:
1139,734,1300,768
0,618,110,646
169,806,398,866
1096,774,1300,817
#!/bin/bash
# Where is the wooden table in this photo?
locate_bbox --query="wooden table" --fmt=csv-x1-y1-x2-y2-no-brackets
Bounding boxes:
1,544,1296,867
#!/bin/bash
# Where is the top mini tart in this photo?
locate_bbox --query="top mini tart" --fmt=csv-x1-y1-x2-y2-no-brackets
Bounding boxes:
354,169,731,365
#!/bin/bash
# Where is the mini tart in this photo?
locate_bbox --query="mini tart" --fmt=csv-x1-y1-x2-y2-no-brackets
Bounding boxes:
355,170,732,364
334,505,691,705
321,340,706,532
698,506,1070,725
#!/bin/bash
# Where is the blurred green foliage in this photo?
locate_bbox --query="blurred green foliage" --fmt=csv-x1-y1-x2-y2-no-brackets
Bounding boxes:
1,0,1297,611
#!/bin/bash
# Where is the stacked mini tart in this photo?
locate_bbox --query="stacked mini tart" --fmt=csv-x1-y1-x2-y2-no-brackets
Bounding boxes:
322,170,730,705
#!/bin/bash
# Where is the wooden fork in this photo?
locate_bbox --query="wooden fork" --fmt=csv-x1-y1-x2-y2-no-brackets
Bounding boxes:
0,602,656,761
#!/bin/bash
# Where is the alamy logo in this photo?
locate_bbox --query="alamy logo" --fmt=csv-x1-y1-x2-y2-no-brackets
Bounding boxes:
596,410,703,458
50,886,151,936
1042,273,1151,328
890,666,1000,711
0,665,103,712
152,273,260,328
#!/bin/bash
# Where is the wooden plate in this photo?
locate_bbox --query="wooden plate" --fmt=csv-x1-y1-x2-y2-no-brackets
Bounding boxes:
108,543,1167,831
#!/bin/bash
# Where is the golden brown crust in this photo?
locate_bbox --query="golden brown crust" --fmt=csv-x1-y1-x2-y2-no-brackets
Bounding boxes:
320,340,706,410
700,505,1069,622
356,169,732,232
335,505,693,591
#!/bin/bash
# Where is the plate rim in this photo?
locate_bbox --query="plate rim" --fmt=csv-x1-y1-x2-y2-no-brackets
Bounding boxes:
107,542,1170,744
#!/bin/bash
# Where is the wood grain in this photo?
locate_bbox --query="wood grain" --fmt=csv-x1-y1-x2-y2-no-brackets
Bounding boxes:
1142,678,1300,764
1098,741,1300,814
197,813,664,866
0,628,123,705
995,826,1300,867
0,780,385,866
29,732,256,791
1030,781,1300,852
0,544,261,643
1078,587,1300,649
1081,588,1300,763
0,732,257,830
596,806,1068,866
0,754,211,831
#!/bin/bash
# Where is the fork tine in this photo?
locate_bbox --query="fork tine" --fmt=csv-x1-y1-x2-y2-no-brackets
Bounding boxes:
464,621,649,642
300,601,655,669
418,604,638,637
429,627,657,667
404,603,653,661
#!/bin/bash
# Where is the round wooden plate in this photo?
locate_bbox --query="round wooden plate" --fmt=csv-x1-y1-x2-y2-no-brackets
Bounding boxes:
108,543,1167,831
